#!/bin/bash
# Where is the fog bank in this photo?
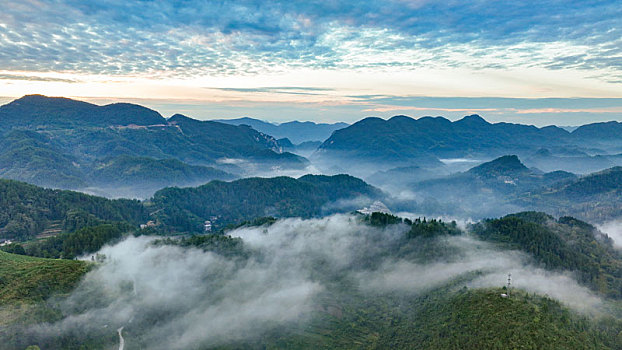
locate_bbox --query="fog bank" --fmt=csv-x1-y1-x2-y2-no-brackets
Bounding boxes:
30,215,606,348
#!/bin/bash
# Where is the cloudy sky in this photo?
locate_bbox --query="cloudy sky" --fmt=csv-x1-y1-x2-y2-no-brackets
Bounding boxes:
0,0,620,125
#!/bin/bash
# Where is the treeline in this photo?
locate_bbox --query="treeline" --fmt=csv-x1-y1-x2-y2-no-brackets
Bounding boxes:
471,212,622,298
21,223,135,259
0,179,148,240
154,234,247,259
365,212,460,238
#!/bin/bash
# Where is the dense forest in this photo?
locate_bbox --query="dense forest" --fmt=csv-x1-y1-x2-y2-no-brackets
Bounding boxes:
149,174,382,231
471,212,622,298
0,179,147,241
19,223,136,259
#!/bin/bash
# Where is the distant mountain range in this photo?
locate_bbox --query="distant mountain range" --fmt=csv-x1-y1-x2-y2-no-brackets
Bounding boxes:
394,155,622,222
213,117,348,144
0,95,310,197
314,114,622,175
2,95,621,203
516,166,622,222
414,155,577,195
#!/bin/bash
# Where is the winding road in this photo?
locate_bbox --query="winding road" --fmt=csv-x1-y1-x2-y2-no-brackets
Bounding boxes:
117,326,125,350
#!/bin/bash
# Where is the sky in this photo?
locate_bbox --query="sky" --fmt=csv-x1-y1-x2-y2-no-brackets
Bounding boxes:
0,0,621,125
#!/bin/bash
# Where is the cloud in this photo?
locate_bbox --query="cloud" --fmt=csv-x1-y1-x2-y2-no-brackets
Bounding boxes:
597,220,622,250
31,235,322,349
0,0,619,80
359,236,603,313
0,74,79,83
23,214,608,348
210,86,334,96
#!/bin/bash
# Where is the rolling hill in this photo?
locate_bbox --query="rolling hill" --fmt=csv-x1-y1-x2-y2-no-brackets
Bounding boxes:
149,174,383,231
472,211,622,298
405,155,576,216
0,94,165,128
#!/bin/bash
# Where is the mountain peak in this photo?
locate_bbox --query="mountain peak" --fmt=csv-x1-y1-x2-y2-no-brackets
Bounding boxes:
13,94,48,102
456,114,489,125
168,114,196,123
1,95,164,127
388,115,414,122
469,155,529,177
7,94,95,108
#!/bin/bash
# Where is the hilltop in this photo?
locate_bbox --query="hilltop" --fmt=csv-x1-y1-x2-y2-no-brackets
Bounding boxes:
150,174,383,231
0,94,165,128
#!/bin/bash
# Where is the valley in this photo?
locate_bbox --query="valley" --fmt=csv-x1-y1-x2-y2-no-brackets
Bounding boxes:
0,96,621,349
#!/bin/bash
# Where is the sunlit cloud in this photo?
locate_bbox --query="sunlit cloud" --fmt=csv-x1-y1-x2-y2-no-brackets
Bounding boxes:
0,1,620,124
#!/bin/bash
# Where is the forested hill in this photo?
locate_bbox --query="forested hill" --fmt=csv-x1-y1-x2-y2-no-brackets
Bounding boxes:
0,94,165,128
409,155,576,206
0,179,148,241
150,174,383,231
0,95,310,195
472,212,622,298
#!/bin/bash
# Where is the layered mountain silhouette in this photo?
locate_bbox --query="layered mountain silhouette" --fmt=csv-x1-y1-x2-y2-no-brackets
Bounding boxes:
413,155,576,199
214,117,348,144
393,155,621,222
0,95,310,197
314,114,622,175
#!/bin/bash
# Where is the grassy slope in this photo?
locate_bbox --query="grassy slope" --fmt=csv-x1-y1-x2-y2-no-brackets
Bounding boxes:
0,251,88,305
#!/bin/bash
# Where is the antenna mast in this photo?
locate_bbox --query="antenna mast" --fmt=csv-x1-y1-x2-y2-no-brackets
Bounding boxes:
507,273,512,297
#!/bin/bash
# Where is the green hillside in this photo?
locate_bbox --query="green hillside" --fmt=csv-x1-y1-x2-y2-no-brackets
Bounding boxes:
243,288,621,350
0,179,147,240
150,174,382,231
0,251,88,304
472,212,622,298
0,130,86,189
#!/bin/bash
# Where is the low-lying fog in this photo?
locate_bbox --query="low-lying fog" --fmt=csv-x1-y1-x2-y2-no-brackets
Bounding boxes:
28,215,605,349
598,220,622,250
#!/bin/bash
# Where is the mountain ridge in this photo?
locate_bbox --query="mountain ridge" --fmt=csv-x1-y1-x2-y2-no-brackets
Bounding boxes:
315,114,621,175
214,116,349,143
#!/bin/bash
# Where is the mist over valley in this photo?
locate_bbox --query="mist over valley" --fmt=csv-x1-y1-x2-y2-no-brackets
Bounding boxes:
2,0,622,348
